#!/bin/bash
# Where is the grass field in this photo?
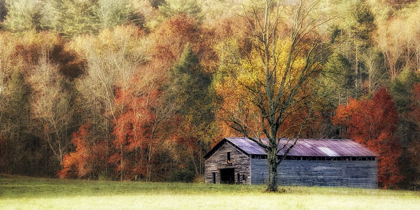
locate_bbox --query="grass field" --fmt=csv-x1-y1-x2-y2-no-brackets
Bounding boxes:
1,174,419,210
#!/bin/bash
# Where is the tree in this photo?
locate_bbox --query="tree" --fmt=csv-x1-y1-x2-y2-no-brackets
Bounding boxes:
0,31,76,176
0,70,32,174
390,68,420,113
152,14,201,63
216,0,330,191
375,4,420,79
97,0,144,29
0,0,7,22
29,48,76,167
71,25,149,179
3,0,43,33
42,0,99,37
59,123,108,179
329,0,377,97
399,82,420,188
159,0,203,21
110,87,154,181
165,45,216,179
109,62,172,181
333,88,403,188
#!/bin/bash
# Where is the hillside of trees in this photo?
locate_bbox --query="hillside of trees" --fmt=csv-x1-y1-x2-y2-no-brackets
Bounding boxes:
0,0,419,189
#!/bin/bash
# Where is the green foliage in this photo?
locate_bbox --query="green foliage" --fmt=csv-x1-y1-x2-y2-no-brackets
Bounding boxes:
98,171,112,181
42,0,99,38
212,39,241,85
168,169,195,182
352,0,376,44
168,44,214,127
41,0,143,37
3,0,43,33
149,0,166,9
318,53,354,101
329,0,377,97
159,0,203,21
5,71,31,116
313,54,353,137
97,0,144,29
0,0,6,22
390,68,420,113
164,45,216,178
389,69,420,188
0,70,32,174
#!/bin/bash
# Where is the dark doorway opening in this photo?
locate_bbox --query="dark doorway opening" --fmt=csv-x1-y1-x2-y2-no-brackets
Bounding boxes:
220,168,235,184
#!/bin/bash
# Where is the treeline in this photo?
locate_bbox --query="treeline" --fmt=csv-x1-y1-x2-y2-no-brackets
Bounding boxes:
0,0,419,189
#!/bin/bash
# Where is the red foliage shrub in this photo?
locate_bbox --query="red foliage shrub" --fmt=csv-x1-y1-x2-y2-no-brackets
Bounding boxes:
59,124,107,179
333,87,403,188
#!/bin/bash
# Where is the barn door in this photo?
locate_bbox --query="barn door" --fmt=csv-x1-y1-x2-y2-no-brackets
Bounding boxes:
220,168,235,184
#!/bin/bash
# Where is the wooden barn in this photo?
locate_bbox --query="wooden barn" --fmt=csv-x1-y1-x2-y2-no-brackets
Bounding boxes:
204,137,378,188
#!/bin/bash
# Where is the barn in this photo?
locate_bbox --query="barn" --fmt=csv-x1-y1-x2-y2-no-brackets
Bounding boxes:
204,137,378,188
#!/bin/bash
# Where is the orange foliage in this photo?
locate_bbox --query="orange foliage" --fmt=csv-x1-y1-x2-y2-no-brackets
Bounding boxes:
8,32,84,79
212,17,252,55
333,87,403,188
59,124,107,179
153,14,201,62
109,75,159,180
152,14,216,71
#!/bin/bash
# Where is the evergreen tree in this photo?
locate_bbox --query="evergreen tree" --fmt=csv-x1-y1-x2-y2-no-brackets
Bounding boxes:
3,0,43,33
390,69,420,188
390,68,420,113
159,0,203,21
330,0,377,98
42,0,99,37
166,45,216,178
169,44,213,124
97,0,144,29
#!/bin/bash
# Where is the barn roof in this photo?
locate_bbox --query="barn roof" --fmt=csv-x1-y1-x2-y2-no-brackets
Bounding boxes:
204,137,377,159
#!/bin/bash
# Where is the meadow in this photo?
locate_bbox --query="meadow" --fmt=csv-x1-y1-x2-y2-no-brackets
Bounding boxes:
0,174,419,210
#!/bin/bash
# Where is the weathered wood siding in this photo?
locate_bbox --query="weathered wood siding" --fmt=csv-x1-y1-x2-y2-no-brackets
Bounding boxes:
251,159,378,188
205,142,251,184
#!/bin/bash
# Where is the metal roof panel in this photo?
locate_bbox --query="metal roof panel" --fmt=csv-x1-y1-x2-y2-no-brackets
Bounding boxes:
224,137,377,157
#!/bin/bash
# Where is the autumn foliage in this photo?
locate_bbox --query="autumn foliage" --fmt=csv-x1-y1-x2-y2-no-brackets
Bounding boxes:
333,88,403,188
59,124,107,179
2,0,420,188
109,86,157,181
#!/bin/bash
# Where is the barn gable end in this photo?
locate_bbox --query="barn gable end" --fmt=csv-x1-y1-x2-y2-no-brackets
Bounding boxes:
205,140,251,184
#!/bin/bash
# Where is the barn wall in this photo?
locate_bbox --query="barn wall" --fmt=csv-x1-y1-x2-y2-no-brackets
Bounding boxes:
251,159,378,188
205,142,251,184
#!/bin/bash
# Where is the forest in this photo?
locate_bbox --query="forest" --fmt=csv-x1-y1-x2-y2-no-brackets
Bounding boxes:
0,0,419,190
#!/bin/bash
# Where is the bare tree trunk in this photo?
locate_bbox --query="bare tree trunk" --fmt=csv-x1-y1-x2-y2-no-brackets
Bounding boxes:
120,145,123,181
355,42,359,97
267,148,278,192
147,141,153,182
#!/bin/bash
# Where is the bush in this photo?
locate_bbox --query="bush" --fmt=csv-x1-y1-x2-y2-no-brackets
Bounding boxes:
193,175,204,183
98,171,112,181
168,169,195,182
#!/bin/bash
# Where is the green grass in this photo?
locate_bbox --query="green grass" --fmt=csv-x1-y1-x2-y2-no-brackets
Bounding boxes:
1,174,419,210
